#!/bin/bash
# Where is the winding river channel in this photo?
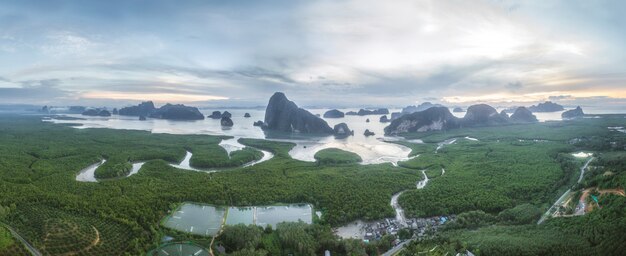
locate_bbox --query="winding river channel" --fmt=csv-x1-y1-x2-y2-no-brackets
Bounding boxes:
76,137,274,182
391,170,430,226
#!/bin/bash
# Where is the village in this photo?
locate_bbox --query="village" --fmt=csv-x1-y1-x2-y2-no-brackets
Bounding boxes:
360,215,457,243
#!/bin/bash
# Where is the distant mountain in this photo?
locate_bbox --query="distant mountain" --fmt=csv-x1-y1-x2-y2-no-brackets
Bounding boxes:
510,107,538,123
119,101,156,117
149,104,204,120
562,106,585,119
119,101,204,120
385,103,533,135
263,92,333,134
82,108,111,117
401,102,445,114
528,101,564,112
344,108,389,116
462,104,508,126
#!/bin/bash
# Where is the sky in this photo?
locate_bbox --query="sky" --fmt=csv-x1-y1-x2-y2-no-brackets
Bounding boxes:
1,0,625,109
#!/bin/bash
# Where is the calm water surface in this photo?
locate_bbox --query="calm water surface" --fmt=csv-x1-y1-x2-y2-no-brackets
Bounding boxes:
46,108,413,164
46,107,616,165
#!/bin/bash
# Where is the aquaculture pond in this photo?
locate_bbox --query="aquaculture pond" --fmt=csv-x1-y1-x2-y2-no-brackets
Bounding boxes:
162,203,313,236
225,206,254,225
162,204,226,236
255,204,313,227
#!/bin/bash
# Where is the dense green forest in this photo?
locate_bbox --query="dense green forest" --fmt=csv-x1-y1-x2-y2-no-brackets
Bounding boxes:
314,148,363,165
189,145,264,169
397,118,626,256
397,139,572,216
0,114,624,255
216,222,396,256
95,157,132,179
0,115,419,255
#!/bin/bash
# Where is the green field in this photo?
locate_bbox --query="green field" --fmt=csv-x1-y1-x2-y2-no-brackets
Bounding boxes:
0,114,624,255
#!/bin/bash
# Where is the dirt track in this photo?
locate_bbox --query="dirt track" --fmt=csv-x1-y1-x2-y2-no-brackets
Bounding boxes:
579,187,625,213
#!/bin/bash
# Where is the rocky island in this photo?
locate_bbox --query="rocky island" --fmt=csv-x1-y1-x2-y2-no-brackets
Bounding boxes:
401,102,445,114
384,107,459,134
119,101,156,117
221,116,234,126
263,92,333,134
208,111,222,119
82,109,111,117
385,103,534,135
333,123,353,138
346,108,389,116
562,106,585,119
510,107,538,123
119,101,204,120
323,109,345,118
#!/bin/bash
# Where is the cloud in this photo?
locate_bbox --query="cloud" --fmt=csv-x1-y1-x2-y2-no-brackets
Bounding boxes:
0,0,625,108
506,81,523,92
40,31,97,57
0,79,72,104
548,95,573,101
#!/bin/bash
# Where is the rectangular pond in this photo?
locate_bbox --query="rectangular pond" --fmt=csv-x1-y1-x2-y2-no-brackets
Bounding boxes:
225,206,254,225
163,203,313,236
256,204,313,228
163,203,226,236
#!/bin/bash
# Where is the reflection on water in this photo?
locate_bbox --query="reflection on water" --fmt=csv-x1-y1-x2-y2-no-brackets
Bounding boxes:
46,107,595,165
76,159,106,182
128,162,145,177
46,108,416,165
256,204,313,228
225,207,254,225
163,203,312,236
163,203,226,236
169,151,209,172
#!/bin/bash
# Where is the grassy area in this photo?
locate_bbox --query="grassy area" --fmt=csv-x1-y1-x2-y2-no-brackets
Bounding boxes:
314,148,363,164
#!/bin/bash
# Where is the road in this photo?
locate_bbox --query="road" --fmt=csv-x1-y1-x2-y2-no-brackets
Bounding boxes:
1,223,42,256
382,239,413,256
537,157,594,224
